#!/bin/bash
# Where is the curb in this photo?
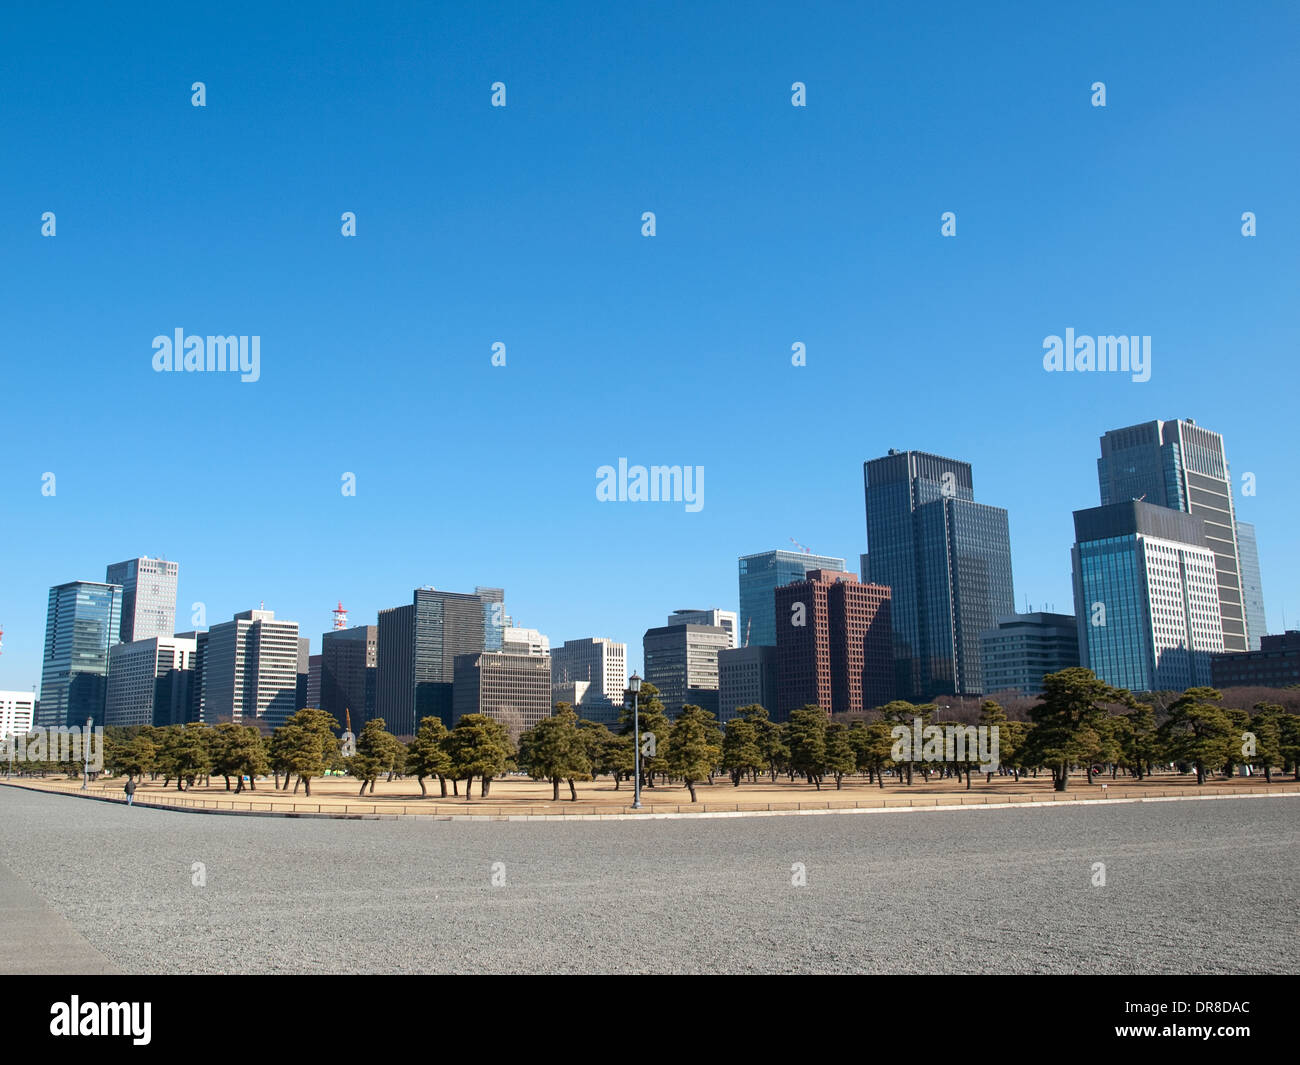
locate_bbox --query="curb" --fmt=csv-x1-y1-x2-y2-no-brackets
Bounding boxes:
3,779,1297,822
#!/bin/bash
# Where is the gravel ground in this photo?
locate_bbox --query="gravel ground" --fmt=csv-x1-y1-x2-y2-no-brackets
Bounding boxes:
1,788,1295,974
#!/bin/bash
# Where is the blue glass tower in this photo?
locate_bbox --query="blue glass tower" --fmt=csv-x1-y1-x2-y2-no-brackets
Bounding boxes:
38,581,122,728
738,549,846,648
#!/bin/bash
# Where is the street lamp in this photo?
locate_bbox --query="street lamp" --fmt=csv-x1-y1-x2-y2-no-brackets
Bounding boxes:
629,673,642,810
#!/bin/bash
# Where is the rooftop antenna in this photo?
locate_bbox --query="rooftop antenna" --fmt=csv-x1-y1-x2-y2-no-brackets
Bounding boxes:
332,601,348,630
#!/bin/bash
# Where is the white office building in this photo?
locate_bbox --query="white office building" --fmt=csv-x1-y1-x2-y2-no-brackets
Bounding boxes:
0,691,36,740
105,557,179,643
201,609,300,729
550,637,627,712
667,608,739,649
106,636,197,728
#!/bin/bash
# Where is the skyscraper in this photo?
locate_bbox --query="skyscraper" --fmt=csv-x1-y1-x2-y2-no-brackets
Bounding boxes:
1235,521,1267,650
376,586,501,734
550,637,627,721
321,624,378,731
104,557,178,644
863,450,1014,699
739,550,846,648
1071,502,1224,692
774,570,892,719
201,609,301,730
1097,419,1249,651
643,624,729,717
452,650,552,743
667,609,739,648
38,581,122,727
717,645,778,722
0,691,37,740
106,636,197,727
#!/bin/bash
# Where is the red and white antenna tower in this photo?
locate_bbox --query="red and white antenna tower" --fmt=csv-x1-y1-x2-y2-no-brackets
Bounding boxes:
332,602,348,630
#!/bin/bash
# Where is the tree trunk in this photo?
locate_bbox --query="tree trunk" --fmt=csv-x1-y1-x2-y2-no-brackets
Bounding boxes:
1054,766,1068,792
359,780,368,796
552,777,560,802
613,772,620,791
439,776,448,797
223,775,231,791
687,780,697,802
966,766,972,790
369,779,376,794
304,776,312,796
568,778,577,801
293,776,301,793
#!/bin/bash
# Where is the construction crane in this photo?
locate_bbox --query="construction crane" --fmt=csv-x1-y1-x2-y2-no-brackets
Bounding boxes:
789,537,812,555
332,602,348,630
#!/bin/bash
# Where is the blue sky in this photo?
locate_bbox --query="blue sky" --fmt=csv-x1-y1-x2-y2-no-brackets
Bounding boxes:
2,0,1297,691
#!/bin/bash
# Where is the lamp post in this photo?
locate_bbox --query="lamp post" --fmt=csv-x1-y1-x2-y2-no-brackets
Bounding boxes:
629,673,642,810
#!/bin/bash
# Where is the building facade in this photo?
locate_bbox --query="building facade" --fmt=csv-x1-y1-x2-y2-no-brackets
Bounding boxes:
978,613,1080,696
717,644,778,722
1097,419,1250,651
643,623,729,717
452,651,552,743
1072,502,1225,693
739,549,846,648
321,624,378,731
106,636,197,727
0,691,37,740
104,557,179,644
1210,631,1300,689
863,450,1014,699
1235,521,1267,651
667,609,739,649
38,581,122,728
200,609,301,730
774,570,892,719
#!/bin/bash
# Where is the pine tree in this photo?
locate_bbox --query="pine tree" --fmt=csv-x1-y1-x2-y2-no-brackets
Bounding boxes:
407,716,453,797
666,705,721,802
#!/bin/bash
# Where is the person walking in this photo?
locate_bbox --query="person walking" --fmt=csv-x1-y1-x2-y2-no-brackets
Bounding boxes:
123,778,136,806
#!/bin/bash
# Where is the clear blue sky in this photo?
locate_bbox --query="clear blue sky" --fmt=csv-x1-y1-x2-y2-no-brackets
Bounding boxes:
2,0,1297,691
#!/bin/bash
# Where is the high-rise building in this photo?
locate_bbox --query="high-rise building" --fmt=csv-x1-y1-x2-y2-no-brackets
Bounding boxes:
1097,420,1248,651
104,557,178,644
1211,631,1300,689
295,638,312,709
175,629,208,723
201,609,301,730
376,586,501,734
667,609,739,649
717,645,778,722
550,637,627,719
452,650,552,743
501,627,550,656
978,613,1080,697
476,587,508,651
552,679,621,728
643,624,730,717
1071,502,1224,693
774,570,892,719
0,691,36,740
106,636,197,727
38,581,122,728
1235,521,1267,650
321,625,377,731
739,550,846,648
863,450,1015,699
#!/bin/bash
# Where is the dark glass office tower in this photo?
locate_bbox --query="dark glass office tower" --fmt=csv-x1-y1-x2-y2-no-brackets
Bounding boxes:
321,624,378,731
38,581,122,727
1097,419,1248,651
863,450,1014,699
376,587,501,735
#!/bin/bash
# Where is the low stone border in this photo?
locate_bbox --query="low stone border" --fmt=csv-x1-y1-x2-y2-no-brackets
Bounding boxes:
3,778,1297,821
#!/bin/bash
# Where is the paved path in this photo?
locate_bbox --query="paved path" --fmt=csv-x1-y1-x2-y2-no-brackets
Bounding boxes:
1,787,1295,974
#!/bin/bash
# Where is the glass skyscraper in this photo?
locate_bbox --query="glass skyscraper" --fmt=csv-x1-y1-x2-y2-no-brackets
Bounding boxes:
38,581,122,728
863,450,1015,699
738,549,846,648
1235,521,1267,650
1097,419,1249,651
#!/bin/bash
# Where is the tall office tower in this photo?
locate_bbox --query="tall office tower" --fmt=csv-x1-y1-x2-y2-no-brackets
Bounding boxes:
501,627,550,656
978,613,1080,697
863,450,1015,699
175,630,208,723
1235,521,1267,650
306,654,322,708
377,586,500,734
667,609,739,649
476,587,508,651
0,691,37,739
321,625,378,731
550,637,627,714
738,550,846,648
1071,502,1224,693
452,650,552,743
553,680,621,728
201,609,301,730
295,638,312,709
38,581,122,727
104,557,178,644
1097,420,1247,651
717,645,778,722
773,570,892,719
106,636,197,727
643,623,730,718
